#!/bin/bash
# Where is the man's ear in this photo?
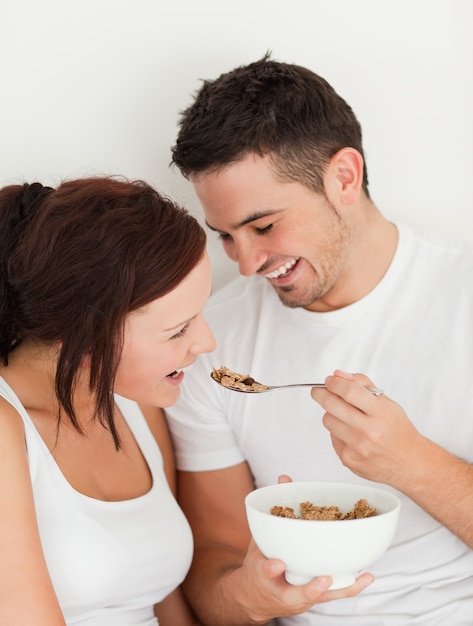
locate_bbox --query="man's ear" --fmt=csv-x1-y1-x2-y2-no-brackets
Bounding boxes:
324,147,364,206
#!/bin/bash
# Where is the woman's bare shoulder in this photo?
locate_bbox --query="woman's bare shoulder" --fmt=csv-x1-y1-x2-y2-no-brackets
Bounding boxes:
0,394,26,445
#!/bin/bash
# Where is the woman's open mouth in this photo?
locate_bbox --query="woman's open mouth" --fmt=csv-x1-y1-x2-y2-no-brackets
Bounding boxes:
166,365,193,384
166,369,184,385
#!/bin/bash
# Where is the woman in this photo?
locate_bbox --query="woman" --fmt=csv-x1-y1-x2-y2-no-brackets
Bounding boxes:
0,177,215,625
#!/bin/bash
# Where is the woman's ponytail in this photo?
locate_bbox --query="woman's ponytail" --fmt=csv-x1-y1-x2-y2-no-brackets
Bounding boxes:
0,182,54,363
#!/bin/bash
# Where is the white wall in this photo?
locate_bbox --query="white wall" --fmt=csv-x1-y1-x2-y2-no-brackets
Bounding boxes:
1,0,472,290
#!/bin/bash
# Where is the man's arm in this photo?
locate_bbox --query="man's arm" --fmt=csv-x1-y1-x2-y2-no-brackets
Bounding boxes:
154,587,201,626
399,440,473,547
312,371,473,548
178,462,374,626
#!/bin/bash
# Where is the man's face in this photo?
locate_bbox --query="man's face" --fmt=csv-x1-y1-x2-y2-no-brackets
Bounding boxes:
193,154,352,312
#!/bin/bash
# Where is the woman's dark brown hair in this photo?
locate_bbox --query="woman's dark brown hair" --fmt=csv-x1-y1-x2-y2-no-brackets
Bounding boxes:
0,177,206,447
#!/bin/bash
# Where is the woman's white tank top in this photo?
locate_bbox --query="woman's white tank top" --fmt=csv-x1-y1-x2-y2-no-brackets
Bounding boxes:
0,376,193,625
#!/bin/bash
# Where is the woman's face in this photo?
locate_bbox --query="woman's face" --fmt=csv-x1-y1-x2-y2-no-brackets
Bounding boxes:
114,252,216,407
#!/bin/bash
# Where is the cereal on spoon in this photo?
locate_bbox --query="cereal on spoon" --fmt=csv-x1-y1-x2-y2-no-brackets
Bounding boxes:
211,365,269,392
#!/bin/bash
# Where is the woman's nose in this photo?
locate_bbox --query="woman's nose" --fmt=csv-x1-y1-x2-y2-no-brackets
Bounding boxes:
192,317,216,355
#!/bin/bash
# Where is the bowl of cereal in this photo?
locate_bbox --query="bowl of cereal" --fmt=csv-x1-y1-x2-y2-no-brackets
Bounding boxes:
245,481,401,590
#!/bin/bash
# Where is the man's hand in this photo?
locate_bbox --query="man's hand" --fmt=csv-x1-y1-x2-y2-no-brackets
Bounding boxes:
311,370,423,486
232,538,374,623
311,370,473,548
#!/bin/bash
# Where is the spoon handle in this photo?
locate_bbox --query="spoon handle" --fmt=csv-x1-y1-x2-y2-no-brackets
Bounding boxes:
270,383,384,396
269,383,325,388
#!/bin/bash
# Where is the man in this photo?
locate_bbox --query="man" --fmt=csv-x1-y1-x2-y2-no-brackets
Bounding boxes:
166,55,473,625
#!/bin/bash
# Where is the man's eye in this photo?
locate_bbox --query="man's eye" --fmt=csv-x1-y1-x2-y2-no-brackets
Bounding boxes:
218,232,232,241
171,323,190,340
256,224,273,235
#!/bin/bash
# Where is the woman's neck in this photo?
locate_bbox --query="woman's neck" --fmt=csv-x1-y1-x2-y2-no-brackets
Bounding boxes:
0,340,93,420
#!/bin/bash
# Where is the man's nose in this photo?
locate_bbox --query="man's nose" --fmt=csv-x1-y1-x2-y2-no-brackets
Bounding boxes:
235,240,267,277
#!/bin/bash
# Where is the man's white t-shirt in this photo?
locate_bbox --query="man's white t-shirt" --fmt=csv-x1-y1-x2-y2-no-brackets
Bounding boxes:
167,224,473,625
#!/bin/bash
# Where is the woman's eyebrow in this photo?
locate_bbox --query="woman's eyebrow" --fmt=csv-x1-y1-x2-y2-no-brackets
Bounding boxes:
162,285,212,332
163,315,196,333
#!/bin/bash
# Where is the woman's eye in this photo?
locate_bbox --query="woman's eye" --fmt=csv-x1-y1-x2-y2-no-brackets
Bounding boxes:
256,224,273,235
171,323,190,340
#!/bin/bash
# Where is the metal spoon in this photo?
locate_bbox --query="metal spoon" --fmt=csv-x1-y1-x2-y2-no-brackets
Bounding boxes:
210,372,383,396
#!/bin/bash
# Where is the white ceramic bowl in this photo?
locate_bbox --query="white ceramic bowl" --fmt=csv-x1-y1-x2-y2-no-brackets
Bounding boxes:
245,481,401,590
